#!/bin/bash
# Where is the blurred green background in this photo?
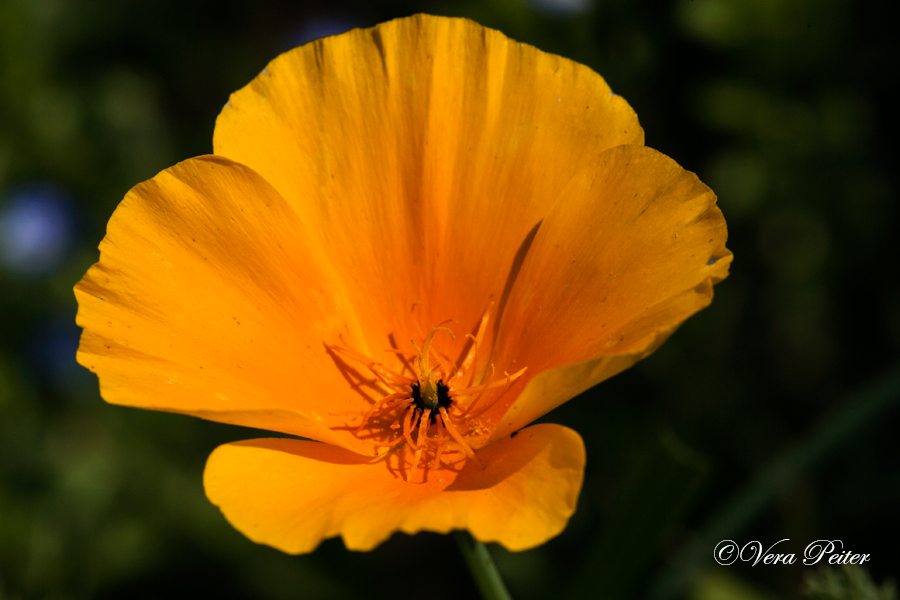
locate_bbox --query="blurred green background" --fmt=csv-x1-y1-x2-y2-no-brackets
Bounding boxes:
0,0,897,598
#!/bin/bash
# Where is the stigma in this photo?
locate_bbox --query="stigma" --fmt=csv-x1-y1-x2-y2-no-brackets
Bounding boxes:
330,308,526,483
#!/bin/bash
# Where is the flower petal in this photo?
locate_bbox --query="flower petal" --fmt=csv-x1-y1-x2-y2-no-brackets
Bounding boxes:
203,423,585,553
213,14,644,358
486,145,731,438
75,155,378,454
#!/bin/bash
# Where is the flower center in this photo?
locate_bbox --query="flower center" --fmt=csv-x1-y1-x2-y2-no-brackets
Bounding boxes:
330,308,526,482
410,380,452,416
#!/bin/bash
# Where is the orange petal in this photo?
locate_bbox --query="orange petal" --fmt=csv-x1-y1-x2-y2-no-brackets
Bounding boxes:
203,423,585,553
487,145,731,438
75,155,377,454
213,14,644,360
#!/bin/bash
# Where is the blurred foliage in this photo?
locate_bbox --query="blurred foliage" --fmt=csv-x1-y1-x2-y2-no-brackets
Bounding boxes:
692,570,782,600
0,0,898,599
803,566,897,600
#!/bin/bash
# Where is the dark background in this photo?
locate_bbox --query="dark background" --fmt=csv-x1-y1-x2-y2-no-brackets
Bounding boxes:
1,0,897,598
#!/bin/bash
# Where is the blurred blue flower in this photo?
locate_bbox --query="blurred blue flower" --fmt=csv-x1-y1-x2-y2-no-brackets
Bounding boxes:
284,16,361,50
0,184,76,278
527,0,594,16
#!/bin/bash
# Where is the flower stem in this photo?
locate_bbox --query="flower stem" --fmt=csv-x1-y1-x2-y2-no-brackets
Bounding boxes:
454,531,513,600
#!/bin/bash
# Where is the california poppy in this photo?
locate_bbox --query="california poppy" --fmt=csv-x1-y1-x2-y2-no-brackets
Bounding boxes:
75,14,730,554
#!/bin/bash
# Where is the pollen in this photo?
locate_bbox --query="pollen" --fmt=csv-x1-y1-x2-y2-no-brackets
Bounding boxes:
330,307,527,482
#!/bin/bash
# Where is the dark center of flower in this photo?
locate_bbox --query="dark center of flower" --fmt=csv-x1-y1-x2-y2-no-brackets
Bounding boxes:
330,310,527,482
410,380,452,425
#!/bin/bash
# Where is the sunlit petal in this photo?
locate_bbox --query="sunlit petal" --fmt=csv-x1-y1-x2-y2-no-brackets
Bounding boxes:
75,156,374,453
214,14,644,358
204,424,584,552
486,145,730,437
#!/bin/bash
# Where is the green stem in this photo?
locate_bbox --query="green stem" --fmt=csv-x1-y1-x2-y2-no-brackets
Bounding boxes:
455,531,513,600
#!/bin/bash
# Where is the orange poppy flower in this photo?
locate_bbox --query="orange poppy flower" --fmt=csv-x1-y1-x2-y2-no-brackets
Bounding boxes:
75,15,730,554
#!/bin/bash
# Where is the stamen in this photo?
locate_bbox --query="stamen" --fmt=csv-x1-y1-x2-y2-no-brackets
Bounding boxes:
451,366,527,398
459,364,495,417
355,391,408,432
439,407,483,469
407,408,432,482
456,334,478,386
402,405,418,449
368,434,408,449
331,344,415,389
330,306,524,482
452,305,491,385
433,419,446,467
412,327,455,378
465,368,527,419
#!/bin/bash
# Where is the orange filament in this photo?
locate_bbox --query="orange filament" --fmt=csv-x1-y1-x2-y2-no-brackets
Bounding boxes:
439,406,482,469
457,364,494,417
355,391,408,433
450,366,527,397
433,420,446,467
408,408,432,481
328,306,526,483
452,307,490,385
453,367,527,418
331,344,413,390
367,434,408,449
402,405,417,449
